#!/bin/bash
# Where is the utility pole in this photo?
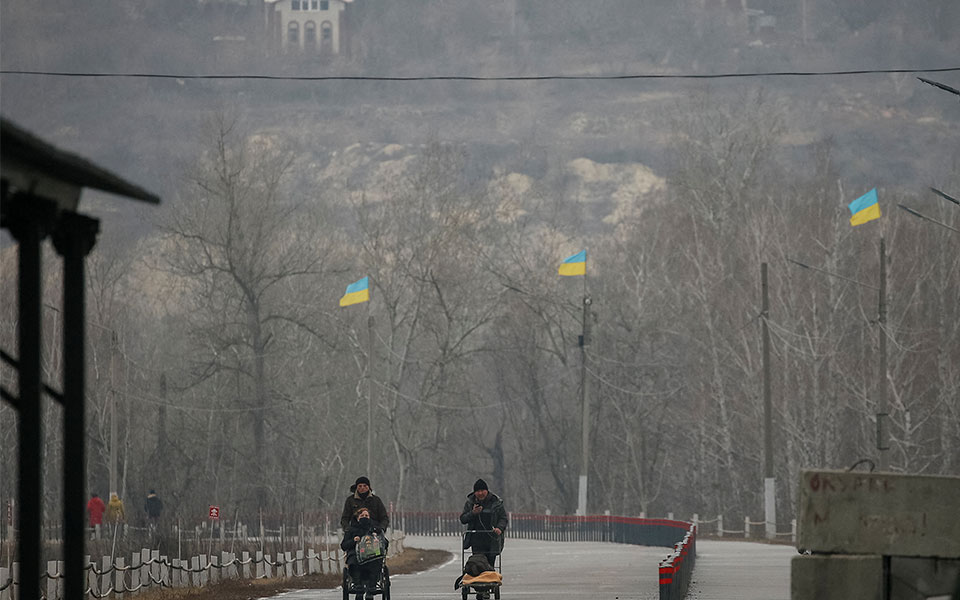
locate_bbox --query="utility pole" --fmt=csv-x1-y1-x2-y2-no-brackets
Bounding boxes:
761,263,776,539
158,373,167,485
110,331,119,496
577,294,592,516
366,314,375,478
877,237,890,471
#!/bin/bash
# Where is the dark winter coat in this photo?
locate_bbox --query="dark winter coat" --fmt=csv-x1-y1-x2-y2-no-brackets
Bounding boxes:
340,517,387,565
459,492,508,551
340,491,389,531
144,493,163,519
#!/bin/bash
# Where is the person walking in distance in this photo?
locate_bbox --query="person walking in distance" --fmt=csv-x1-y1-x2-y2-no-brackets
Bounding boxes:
105,493,125,525
144,489,163,537
144,489,163,522
87,493,106,533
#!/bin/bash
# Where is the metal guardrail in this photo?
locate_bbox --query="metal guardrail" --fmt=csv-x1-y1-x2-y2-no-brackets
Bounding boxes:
658,525,697,600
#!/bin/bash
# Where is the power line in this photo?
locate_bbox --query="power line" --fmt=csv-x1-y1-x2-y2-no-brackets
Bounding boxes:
1,66,959,83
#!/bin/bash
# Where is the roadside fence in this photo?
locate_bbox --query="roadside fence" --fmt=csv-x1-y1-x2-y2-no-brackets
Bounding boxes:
691,514,796,542
0,531,405,600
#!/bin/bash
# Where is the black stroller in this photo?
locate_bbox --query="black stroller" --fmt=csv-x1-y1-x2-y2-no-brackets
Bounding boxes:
342,531,391,600
457,530,502,600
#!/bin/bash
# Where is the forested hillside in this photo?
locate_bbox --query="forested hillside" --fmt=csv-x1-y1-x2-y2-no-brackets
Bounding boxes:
1,1,958,529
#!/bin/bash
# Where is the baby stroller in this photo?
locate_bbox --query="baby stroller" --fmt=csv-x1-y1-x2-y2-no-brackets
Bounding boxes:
342,531,390,600
457,530,502,600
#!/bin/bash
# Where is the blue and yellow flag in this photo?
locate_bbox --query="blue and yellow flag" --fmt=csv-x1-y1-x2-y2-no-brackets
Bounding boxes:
339,276,370,307
558,250,586,276
848,189,881,226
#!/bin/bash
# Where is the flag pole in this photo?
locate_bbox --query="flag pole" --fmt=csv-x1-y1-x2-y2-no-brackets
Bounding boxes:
366,291,375,480
577,251,591,516
877,236,889,470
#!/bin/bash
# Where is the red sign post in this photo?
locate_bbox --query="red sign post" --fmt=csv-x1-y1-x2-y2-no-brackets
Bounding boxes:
209,505,220,520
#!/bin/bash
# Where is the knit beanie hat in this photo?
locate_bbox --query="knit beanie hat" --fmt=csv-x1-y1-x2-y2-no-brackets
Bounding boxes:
473,479,488,492
350,476,371,492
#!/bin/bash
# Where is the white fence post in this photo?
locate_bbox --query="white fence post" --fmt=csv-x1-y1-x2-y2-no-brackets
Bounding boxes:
190,557,200,587
791,518,797,543
717,515,723,537
242,552,251,579
115,556,125,599
255,552,263,579
130,551,141,595
152,550,161,586
160,555,169,587
210,555,219,585
46,561,57,600
101,557,110,597
84,556,95,597
744,517,750,538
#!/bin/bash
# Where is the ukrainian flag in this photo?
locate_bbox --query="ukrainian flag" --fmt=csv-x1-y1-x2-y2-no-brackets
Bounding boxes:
339,276,370,307
558,250,586,276
848,189,881,226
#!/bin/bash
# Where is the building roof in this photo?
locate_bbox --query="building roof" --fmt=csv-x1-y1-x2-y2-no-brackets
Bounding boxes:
1,117,159,205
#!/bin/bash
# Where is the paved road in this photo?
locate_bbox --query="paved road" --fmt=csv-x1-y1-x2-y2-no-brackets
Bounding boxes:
272,535,793,600
687,540,795,600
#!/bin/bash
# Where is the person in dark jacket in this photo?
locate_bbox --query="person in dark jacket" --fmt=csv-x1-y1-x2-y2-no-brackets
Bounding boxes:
144,489,163,522
340,476,389,532
340,507,387,600
459,479,508,569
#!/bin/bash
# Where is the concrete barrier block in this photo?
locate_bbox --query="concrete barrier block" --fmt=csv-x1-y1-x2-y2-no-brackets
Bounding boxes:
890,556,960,598
791,554,883,600
797,470,960,557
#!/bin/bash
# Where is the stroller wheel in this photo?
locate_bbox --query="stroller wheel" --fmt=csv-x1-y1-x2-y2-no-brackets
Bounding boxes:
461,588,469,600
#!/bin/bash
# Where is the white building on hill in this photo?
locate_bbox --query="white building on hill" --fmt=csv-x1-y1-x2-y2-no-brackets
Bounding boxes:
264,0,354,55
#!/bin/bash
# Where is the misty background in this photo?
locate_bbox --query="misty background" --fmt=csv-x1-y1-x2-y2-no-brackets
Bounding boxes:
1,0,958,532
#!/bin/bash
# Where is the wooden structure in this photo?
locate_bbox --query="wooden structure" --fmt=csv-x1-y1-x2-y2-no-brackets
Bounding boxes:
0,117,159,600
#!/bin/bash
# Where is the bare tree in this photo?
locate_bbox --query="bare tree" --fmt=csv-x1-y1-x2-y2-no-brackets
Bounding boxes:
156,113,332,514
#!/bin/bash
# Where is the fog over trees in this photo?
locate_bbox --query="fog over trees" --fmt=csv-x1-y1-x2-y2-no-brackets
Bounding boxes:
1,1,958,531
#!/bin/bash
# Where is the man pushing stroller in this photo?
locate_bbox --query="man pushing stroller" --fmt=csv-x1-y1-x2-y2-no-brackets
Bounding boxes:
459,479,507,599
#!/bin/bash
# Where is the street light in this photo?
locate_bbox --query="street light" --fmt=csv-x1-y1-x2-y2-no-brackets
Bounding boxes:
577,295,592,517
897,188,960,234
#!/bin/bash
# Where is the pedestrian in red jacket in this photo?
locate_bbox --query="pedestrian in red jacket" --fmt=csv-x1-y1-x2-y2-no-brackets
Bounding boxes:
87,493,106,527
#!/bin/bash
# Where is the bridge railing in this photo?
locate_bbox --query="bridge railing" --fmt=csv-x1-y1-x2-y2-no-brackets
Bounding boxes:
397,511,693,548
658,524,696,600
